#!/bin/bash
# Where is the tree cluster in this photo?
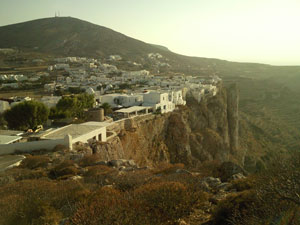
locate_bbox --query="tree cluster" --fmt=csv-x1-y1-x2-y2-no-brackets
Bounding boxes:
4,100,49,130
50,93,94,119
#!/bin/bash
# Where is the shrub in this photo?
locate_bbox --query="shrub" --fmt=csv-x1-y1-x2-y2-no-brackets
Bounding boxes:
0,180,63,225
230,176,256,192
20,155,50,169
134,181,205,224
0,179,91,225
69,187,143,225
84,165,114,177
11,168,48,181
212,190,258,225
54,180,90,216
79,154,101,167
114,170,153,191
153,163,185,175
83,165,116,185
49,160,79,179
195,160,222,177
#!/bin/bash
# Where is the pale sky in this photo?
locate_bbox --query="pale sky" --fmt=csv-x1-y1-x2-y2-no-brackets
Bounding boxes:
0,0,300,65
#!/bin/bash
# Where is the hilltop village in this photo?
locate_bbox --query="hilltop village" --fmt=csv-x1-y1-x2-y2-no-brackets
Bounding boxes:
0,52,221,161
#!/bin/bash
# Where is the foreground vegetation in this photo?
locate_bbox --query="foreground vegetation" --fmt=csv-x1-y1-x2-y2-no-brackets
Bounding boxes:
0,158,208,225
0,149,299,225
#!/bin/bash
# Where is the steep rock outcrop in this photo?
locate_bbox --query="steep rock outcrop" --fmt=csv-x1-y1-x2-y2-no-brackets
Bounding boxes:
92,137,125,161
94,83,240,167
227,83,239,154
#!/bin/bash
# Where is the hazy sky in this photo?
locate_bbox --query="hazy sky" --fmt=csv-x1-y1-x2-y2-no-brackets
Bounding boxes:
0,0,299,65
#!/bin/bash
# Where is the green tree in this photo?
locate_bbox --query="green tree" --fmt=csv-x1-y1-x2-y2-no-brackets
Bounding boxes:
4,101,49,130
55,93,94,119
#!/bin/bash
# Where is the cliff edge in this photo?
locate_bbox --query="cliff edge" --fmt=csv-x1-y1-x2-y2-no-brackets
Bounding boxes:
93,83,242,168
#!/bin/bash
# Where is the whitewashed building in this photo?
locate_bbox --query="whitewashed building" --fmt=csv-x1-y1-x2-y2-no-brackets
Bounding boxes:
142,91,175,113
100,94,143,108
54,64,70,70
44,83,56,92
169,90,186,106
42,123,108,143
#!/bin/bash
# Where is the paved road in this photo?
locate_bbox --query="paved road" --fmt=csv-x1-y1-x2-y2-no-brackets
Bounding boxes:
0,155,25,172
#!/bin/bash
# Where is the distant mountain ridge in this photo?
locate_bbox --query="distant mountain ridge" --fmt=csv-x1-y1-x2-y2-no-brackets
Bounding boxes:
149,44,171,52
1,17,300,78
0,17,167,59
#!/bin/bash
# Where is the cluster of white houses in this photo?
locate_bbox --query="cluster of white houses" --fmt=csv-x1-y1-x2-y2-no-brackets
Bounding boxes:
40,55,221,114
0,54,222,156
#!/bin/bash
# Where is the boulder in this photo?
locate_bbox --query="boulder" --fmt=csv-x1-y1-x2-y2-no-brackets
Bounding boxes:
119,167,135,172
108,159,137,168
127,159,136,167
109,159,126,167
202,177,222,188
230,173,246,181
73,142,93,155
216,182,231,191
199,181,211,192
69,153,85,162
69,175,83,181
217,161,247,182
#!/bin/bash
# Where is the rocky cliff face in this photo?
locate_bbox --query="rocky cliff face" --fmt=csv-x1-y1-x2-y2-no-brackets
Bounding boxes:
227,83,239,154
93,83,241,167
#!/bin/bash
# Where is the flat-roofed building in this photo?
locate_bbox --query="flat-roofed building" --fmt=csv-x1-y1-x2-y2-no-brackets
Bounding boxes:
0,135,22,144
142,91,175,113
115,106,150,118
41,123,108,143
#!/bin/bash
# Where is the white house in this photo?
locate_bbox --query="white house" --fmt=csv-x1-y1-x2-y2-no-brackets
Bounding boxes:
54,64,70,70
142,91,175,113
41,123,108,143
109,55,122,61
100,93,143,108
169,90,186,106
114,94,143,107
66,77,72,84
86,87,95,95
48,66,54,71
100,64,119,74
44,83,56,92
